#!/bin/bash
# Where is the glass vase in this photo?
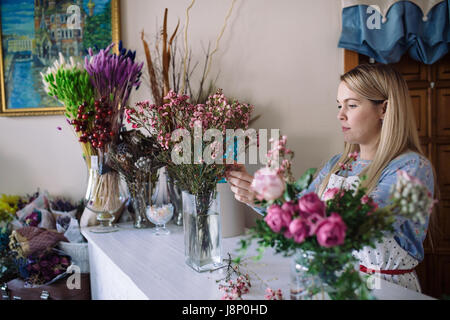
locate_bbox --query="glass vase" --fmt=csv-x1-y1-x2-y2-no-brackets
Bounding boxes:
127,180,153,229
167,174,183,226
290,250,327,300
182,190,223,272
85,155,127,233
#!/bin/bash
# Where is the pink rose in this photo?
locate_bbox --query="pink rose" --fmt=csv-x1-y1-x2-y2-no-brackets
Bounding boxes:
305,213,325,236
281,201,299,217
264,204,291,233
315,213,347,248
323,188,341,201
288,218,311,244
298,192,326,217
251,167,285,201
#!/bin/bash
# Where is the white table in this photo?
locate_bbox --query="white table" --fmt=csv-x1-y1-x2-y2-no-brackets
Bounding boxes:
81,222,435,300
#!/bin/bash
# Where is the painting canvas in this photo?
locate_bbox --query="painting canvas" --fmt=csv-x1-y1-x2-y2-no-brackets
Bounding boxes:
0,0,120,116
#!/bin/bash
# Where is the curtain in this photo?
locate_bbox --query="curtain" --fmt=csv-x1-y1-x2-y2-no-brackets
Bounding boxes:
338,0,450,64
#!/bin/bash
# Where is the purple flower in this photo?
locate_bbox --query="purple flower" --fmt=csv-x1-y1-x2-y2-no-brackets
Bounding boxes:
39,260,49,268
60,257,70,267
51,255,60,265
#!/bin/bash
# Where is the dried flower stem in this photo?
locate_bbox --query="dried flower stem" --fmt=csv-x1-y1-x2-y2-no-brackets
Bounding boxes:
182,0,196,94
204,0,237,82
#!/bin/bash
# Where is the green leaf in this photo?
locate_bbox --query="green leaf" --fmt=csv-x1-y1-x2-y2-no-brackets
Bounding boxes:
294,168,317,192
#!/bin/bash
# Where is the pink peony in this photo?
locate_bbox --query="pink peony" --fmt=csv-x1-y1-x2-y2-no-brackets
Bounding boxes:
288,218,311,244
298,192,326,217
281,201,299,217
323,188,341,201
264,204,291,233
315,213,347,248
305,213,325,236
251,167,285,201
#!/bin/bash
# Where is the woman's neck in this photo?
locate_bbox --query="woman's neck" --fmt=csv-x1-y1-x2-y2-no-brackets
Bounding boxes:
359,143,378,160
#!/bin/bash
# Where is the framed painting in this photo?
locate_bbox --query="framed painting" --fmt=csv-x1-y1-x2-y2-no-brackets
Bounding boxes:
0,0,120,117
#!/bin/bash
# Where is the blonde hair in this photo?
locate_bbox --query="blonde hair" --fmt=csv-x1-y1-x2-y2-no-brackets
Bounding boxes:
317,64,425,197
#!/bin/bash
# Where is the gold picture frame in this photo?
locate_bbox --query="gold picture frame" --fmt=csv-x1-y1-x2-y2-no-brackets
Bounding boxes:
0,0,120,117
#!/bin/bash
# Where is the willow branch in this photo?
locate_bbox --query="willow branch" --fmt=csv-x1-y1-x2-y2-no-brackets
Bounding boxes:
204,0,237,82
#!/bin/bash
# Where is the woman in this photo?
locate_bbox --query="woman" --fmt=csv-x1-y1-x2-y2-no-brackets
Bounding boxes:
226,63,436,292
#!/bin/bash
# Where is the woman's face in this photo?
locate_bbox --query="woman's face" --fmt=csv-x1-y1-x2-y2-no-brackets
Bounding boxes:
336,81,385,146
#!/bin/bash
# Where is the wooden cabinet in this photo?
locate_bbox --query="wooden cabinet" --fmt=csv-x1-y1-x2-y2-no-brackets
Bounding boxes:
345,50,450,299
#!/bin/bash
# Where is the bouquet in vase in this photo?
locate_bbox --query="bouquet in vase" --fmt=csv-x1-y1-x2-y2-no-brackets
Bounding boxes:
126,89,254,271
42,42,144,230
237,137,436,299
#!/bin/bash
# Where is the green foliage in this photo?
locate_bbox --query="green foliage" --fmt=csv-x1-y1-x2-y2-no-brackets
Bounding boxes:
43,67,95,119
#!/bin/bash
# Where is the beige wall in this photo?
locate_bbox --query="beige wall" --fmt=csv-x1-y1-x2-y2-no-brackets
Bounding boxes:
0,0,344,226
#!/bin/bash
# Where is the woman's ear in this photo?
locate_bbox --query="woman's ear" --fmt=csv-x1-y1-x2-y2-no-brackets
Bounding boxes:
380,100,388,120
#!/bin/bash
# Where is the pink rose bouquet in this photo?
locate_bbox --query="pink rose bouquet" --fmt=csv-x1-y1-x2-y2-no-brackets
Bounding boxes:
237,136,437,300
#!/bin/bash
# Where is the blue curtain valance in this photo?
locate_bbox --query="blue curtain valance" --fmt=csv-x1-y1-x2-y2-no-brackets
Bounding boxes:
338,0,450,64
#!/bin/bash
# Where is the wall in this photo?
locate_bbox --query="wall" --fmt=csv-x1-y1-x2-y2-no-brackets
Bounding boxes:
0,0,344,226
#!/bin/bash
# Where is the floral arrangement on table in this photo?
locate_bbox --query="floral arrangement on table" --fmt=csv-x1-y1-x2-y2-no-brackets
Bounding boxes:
126,88,254,270
236,136,437,300
42,42,144,222
107,130,166,227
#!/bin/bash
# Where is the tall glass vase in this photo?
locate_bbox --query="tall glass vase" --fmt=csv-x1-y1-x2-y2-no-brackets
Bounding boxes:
126,168,158,229
85,154,127,233
182,190,223,272
167,174,183,226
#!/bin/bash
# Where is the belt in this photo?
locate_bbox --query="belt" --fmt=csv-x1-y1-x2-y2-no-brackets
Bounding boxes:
359,265,415,275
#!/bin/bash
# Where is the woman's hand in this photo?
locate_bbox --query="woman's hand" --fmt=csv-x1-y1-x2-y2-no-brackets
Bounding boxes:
226,164,256,206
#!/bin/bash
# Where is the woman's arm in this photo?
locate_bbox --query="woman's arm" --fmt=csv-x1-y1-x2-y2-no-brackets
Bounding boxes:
227,154,342,216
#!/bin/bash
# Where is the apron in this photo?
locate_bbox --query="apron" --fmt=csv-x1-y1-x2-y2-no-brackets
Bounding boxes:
323,173,422,292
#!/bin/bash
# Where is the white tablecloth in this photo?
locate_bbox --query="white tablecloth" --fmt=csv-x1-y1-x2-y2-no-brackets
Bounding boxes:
81,222,434,300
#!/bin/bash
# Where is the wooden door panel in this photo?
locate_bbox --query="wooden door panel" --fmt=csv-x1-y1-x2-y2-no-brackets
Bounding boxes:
437,58,450,80
391,55,428,81
421,144,429,158
436,200,450,250
436,145,450,198
438,256,450,297
436,88,450,137
410,89,428,138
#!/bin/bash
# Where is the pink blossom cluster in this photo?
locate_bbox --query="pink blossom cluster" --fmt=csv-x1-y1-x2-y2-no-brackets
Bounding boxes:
266,135,294,176
126,89,254,151
264,192,348,248
264,288,283,300
338,151,359,172
193,90,254,134
219,274,251,300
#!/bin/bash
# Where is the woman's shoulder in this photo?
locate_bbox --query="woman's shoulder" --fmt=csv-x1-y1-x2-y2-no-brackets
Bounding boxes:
388,151,432,170
382,150,434,195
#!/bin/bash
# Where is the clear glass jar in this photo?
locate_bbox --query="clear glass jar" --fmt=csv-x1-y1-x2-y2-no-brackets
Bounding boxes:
182,190,223,272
